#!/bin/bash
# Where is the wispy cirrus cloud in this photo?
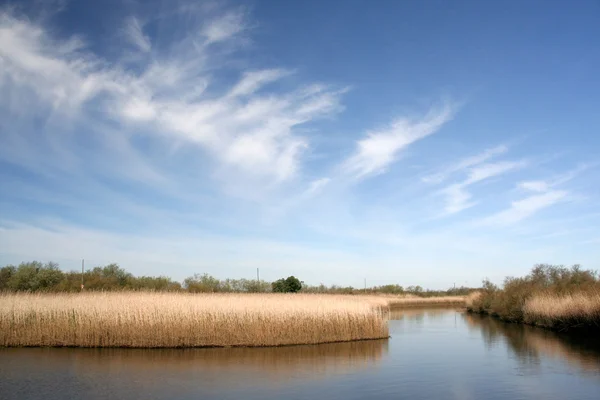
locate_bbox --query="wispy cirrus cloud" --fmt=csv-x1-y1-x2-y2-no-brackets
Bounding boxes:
518,181,549,192
0,7,345,187
518,163,595,194
3,2,597,287
201,8,249,44
341,103,455,179
432,148,528,214
123,16,151,53
479,190,569,226
478,164,595,226
422,144,508,184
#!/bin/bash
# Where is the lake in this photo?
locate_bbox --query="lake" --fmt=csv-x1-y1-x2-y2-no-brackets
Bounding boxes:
2,308,600,399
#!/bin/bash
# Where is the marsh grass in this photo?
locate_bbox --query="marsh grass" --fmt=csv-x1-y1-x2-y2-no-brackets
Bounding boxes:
0,292,392,348
387,295,465,308
0,292,465,348
524,293,600,330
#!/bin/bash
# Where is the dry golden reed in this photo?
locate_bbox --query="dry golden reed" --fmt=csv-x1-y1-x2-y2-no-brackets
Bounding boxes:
523,293,600,329
387,295,465,308
0,292,393,348
464,291,482,309
0,292,466,348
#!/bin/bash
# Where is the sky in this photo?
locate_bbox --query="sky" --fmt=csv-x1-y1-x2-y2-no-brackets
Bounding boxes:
1,0,599,289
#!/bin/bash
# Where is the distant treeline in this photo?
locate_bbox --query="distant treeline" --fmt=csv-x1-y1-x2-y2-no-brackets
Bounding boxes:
0,261,476,295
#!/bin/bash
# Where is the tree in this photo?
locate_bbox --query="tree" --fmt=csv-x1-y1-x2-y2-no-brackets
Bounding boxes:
0,265,16,291
6,261,63,291
184,273,221,292
272,276,302,293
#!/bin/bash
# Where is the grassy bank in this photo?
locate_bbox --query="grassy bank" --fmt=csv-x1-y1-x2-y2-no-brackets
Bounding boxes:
0,292,464,348
466,264,600,332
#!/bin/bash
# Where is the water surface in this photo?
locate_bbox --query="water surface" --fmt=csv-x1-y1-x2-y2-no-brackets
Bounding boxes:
2,308,600,399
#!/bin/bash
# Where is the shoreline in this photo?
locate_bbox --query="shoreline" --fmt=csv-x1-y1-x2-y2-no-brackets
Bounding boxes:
465,308,600,334
0,336,392,350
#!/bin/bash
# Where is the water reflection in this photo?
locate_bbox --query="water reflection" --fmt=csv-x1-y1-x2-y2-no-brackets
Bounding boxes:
463,313,600,374
3,310,600,400
389,307,458,322
0,339,388,399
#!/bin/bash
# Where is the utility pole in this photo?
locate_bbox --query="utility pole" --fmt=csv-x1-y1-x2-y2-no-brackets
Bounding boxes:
364,278,367,292
81,259,85,291
256,268,260,293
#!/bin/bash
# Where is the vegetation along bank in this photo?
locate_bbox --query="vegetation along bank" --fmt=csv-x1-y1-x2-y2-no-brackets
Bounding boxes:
466,264,600,332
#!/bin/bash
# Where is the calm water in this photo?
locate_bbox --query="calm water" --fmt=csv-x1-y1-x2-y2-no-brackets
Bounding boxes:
2,308,600,400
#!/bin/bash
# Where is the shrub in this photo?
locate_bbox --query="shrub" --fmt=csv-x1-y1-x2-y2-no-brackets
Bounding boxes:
468,264,600,329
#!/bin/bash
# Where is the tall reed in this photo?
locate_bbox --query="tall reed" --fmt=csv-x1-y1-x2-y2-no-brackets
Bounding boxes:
0,292,391,348
524,293,600,330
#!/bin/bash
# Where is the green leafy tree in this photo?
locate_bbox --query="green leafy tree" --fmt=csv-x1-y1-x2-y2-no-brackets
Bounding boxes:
0,265,16,291
6,261,64,291
184,273,221,292
272,276,302,293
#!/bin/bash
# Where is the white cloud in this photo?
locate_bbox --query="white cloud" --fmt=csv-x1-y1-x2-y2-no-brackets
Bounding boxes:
440,184,475,214
306,177,331,195
0,13,115,112
464,161,527,185
202,9,247,44
511,162,593,206
518,180,549,192
0,9,345,184
124,17,151,52
439,160,527,214
228,69,290,97
518,163,596,194
342,103,455,179
475,163,595,227
422,145,508,184
479,190,569,226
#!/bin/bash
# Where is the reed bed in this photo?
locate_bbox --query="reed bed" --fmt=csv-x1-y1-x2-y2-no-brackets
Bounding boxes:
464,291,481,309
387,295,465,308
524,293,600,330
0,292,392,348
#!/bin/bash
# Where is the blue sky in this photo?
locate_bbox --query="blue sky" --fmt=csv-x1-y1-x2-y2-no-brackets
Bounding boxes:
1,0,599,289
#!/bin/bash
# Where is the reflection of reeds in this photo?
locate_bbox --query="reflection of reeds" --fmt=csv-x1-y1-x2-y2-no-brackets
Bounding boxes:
0,339,388,389
389,308,455,321
463,313,600,374
80,339,387,373
524,293,600,330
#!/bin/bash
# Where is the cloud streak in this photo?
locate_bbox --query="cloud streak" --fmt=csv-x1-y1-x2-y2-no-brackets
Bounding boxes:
342,103,455,179
479,190,569,226
124,17,151,52
438,159,527,214
478,164,594,226
423,145,508,184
